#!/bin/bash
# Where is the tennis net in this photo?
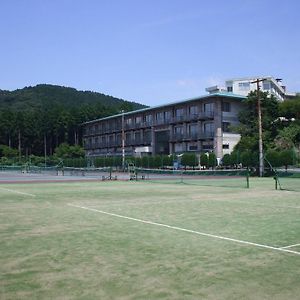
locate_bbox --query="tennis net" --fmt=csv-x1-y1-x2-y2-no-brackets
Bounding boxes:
63,167,113,178
275,169,300,192
134,168,250,188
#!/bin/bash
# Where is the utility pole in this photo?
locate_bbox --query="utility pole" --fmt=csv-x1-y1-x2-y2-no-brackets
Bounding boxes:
44,134,47,168
18,130,21,161
251,78,266,177
121,110,125,171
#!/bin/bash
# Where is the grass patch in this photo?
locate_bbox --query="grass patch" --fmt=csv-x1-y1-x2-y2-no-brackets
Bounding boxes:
1,178,300,299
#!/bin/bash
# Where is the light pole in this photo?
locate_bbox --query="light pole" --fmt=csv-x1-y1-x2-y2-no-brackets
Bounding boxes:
251,78,266,177
121,110,125,170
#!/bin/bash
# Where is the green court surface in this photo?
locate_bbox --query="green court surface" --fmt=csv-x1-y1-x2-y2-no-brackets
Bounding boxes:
1,178,300,299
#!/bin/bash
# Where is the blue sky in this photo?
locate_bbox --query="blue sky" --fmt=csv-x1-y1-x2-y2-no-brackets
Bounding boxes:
1,0,299,106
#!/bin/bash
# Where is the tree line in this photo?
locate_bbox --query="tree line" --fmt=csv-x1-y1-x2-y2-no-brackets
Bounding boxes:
229,91,300,169
0,84,145,157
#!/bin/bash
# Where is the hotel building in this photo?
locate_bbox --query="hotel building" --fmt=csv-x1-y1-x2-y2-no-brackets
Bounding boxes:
83,92,245,161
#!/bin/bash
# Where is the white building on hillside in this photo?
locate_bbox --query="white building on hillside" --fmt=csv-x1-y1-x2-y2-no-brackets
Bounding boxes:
206,76,287,101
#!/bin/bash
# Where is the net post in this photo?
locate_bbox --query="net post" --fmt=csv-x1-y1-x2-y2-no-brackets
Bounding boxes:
246,168,250,188
109,167,112,180
274,175,278,190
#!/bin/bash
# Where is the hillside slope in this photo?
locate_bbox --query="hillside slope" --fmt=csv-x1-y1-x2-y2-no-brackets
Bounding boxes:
0,84,145,111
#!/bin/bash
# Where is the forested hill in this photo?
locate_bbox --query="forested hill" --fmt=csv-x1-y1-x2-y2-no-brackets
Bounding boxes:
0,84,147,157
0,84,145,111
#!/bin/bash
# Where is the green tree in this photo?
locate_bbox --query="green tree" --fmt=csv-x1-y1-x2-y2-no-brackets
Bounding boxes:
235,91,279,153
240,151,255,167
279,97,300,120
54,143,85,159
279,150,295,170
0,145,18,158
181,153,197,168
208,153,217,169
222,154,231,167
265,149,281,168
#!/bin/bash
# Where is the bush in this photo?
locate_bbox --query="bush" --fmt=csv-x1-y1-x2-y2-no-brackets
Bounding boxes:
208,153,217,169
0,145,18,158
222,154,231,167
279,150,295,170
54,143,85,159
265,149,281,168
181,153,197,168
200,153,209,168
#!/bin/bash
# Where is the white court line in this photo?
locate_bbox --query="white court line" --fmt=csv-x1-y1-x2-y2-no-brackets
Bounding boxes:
281,243,300,249
68,203,300,256
0,187,36,197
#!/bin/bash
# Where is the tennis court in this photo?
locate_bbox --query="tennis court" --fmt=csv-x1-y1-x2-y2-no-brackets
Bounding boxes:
1,175,300,299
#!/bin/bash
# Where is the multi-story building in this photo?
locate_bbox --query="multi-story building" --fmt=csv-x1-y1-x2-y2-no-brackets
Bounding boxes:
83,92,245,161
206,76,287,101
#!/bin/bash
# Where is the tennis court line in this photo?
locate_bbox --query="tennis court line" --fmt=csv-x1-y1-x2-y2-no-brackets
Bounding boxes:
280,243,300,249
0,187,36,197
68,203,300,256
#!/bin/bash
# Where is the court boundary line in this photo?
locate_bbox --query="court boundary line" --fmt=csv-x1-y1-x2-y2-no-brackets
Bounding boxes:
280,243,300,249
68,203,300,256
0,187,36,197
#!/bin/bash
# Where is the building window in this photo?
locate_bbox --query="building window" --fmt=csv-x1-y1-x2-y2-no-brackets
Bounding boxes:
189,144,198,151
99,124,104,133
175,108,184,117
135,116,142,124
222,102,231,112
202,144,213,150
126,118,132,125
204,122,214,134
204,103,214,113
116,134,121,144
189,123,198,138
174,126,183,134
144,130,151,142
145,114,152,124
125,132,131,143
222,122,231,132
156,112,164,121
110,121,115,131
222,144,229,149
134,131,140,142
175,143,183,152
227,86,233,92
238,82,250,91
189,106,198,115
263,82,271,90
164,111,172,121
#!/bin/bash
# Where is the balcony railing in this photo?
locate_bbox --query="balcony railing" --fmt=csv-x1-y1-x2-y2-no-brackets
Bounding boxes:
83,112,215,137
170,132,214,141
